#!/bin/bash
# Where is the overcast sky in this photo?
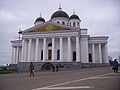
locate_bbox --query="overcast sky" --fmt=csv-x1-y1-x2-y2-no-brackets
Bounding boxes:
0,0,120,65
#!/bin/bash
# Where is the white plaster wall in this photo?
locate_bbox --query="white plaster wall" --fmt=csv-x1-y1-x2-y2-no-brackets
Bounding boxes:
80,38,88,63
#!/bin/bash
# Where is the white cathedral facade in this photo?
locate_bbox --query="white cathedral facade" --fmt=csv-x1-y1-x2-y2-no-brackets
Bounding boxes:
11,6,109,70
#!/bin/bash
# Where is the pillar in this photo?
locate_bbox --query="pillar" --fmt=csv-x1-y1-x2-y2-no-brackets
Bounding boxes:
28,38,32,62
21,39,25,62
103,44,109,63
11,47,14,64
98,44,102,63
52,37,55,61
35,38,39,62
92,43,95,63
76,36,80,62
43,38,47,61
24,40,28,62
16,46,19,64
60,37,63,61
68,37,72,61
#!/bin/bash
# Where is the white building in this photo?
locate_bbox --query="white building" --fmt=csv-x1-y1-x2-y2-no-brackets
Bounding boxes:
11,6,109,70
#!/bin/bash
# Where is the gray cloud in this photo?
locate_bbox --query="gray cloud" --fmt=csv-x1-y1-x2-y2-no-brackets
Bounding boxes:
0,0,120,64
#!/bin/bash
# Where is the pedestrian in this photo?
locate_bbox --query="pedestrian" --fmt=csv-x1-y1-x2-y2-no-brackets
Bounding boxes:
112,59,119,73
16,65,19,74
29,62,34,76
56,65,59,72
52,66,55,72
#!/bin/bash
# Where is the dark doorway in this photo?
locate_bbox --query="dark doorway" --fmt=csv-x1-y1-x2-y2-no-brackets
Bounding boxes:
48,50,52,60
73,51,76,61
89,53,92,62
57,50,60,60
41,50,43,60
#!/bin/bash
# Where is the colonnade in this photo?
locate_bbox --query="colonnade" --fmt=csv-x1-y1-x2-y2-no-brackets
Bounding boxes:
91,43,108,63
11,46,21,64
11,37,109,64
21,36,81,62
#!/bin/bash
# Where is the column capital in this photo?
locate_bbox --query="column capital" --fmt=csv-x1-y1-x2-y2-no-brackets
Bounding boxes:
67,36,71,38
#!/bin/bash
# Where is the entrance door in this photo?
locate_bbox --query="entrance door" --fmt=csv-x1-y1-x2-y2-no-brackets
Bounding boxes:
48,50,52,60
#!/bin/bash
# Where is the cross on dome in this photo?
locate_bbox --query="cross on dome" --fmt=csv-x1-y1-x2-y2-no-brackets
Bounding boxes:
58,3,62,11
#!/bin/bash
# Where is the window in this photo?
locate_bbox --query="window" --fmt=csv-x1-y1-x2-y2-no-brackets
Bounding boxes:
62,21,65,25
77,22,79,27
73,22,76,27
89,53,92,62
70,22,71,26
48,43,52,47
41,50,43,60
73,51,76,61
57,50,60,60
57,21,59,24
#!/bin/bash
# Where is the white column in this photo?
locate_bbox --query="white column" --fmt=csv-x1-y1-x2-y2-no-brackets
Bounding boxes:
14,47,17,64
28,38,32,62
60,37,63,61
98,44,102,63
43,38,47,61
16,46,19,64
52,38,55,61
104,44,109,63
11,47,14,64
76,36,80,62
68,37,72,61
21,39,25,62
24,40,28,62
92,43,95,63
35,38,39,62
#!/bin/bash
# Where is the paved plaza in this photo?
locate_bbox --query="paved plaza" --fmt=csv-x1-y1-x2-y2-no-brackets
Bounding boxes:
0,67,120,90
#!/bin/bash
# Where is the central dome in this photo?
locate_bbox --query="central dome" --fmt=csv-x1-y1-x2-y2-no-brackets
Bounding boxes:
51,10,69,19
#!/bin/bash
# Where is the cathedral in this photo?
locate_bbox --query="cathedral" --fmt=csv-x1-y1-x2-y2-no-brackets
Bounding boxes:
11,6,109,71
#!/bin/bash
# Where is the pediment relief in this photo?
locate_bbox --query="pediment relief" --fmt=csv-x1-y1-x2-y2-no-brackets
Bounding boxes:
29,24,71,32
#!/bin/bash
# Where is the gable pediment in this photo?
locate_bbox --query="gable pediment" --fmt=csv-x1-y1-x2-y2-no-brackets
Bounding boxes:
29,24,71,32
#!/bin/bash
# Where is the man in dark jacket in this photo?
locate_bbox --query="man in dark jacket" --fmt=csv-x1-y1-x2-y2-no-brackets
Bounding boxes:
112,59,119,73
29,62,34,76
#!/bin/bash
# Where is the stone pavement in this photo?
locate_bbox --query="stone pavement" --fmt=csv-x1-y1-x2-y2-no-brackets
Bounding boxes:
0,67,120,90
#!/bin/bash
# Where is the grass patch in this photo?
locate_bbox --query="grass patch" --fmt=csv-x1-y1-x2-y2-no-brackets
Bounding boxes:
0,70,16,74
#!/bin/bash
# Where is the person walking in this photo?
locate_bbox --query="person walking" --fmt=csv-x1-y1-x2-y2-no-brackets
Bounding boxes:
29,62,34,76
16,65,19,74
56,65,59,72
52,66,55,72
112,59,119,73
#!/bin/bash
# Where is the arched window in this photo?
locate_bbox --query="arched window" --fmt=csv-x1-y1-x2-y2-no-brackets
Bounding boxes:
73,51,76,61
70,22,71,26
48,43,52,47
57,50,60,60
62,21,65,25
89,53,92,62
57,21,59,24
77,22,79,27
41,50,43,60
73,22,76,27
